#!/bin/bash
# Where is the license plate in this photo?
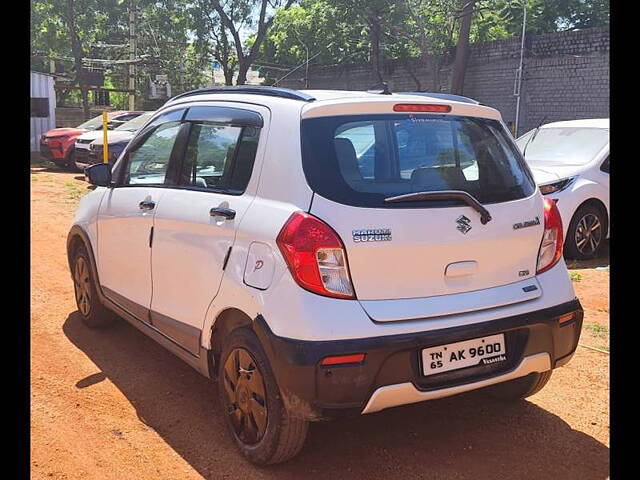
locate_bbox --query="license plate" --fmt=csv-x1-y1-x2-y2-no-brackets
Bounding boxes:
421,333,507,376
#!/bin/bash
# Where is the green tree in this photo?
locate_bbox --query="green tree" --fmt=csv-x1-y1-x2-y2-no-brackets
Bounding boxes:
471,0,609,42
202,0,297,85
32,0,209,111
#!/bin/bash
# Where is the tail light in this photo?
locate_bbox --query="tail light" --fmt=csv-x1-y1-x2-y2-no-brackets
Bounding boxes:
276,211,355,299
536,198,564,274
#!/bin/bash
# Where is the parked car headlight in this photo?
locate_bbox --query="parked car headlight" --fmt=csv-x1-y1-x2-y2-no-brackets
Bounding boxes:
539,177,576,195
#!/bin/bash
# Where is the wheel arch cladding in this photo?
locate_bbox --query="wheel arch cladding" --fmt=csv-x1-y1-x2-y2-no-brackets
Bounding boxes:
67,228,90,272
210,308,255,376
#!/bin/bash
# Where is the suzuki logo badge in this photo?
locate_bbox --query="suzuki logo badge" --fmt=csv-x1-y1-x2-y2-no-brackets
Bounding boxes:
456,215,472,234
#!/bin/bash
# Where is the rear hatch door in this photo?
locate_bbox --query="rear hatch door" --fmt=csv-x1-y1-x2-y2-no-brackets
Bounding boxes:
301,105,544,320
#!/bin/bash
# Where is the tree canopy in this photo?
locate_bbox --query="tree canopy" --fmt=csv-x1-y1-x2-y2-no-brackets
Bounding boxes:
31,0,609,98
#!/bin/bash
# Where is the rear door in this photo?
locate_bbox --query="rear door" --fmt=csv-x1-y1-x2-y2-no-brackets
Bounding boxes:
302,112,545,313
149,104,268,355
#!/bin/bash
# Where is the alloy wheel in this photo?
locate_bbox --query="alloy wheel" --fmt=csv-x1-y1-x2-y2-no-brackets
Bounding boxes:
574,213,603,256
73,256,92,316
222,348,268,445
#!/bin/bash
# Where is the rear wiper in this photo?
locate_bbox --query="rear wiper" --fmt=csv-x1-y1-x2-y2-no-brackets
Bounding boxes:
384,190,492,225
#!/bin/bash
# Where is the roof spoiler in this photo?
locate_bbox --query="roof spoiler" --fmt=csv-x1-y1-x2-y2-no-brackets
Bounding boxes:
397,92,480,105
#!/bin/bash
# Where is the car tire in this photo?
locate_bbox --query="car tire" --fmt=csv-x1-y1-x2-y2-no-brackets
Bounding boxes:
218,328,309,465
72,244,116,329
52,158,68,169
565,203,607,260
484,370,552,402
68,149,82,172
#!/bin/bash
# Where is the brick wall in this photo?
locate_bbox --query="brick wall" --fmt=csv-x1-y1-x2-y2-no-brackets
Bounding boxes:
272,26,609,135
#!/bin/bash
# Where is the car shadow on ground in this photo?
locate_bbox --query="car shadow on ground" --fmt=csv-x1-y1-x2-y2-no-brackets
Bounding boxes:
30,159,79,174
63,311,609,480
565,240,609,270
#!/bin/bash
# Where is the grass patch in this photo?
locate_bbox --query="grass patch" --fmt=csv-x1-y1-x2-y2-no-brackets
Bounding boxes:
64,182,87,202
584,323,609,339
569,272,582,282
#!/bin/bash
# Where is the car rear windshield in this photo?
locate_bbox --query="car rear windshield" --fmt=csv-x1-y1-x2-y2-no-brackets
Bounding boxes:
301,114,536,208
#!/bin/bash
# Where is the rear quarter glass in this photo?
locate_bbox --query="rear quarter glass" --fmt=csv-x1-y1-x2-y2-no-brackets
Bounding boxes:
301,114,536,208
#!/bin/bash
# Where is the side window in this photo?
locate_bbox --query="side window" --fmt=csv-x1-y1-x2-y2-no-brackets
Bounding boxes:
600,156,610,173
123,121,182,185
179,123,260,192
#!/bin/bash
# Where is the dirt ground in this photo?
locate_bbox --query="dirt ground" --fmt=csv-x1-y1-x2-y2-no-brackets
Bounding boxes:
31,163,609,480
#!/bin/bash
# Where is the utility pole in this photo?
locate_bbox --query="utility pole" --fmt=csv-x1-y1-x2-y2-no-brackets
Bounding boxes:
514,0,527,137
128,1,136,111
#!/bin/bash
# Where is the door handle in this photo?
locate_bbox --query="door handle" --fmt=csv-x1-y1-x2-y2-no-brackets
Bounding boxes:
139,200,155,211
209,207,236,220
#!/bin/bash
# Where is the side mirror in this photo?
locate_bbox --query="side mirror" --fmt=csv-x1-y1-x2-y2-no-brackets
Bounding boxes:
85,163,112,187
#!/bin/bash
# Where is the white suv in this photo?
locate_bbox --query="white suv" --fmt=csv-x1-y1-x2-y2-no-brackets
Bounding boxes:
67,86,583,465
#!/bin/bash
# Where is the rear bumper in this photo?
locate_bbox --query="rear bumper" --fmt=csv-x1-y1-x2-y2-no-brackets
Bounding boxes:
253,299,583,421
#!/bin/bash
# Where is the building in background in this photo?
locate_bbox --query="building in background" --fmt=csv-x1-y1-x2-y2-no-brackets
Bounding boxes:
30,71,57,153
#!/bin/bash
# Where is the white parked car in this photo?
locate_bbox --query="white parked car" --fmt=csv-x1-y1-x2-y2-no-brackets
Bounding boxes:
74,111,155,171
516,119,609,260
67,86,583,465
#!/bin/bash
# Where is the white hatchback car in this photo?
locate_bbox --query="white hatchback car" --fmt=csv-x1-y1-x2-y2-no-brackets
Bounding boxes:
516,119,609,260
67,86,583,465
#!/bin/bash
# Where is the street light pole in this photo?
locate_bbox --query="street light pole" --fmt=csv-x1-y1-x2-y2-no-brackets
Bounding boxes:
514,0,527,137
128,1,136,111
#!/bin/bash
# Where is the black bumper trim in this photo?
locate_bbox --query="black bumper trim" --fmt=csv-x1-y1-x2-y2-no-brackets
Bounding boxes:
252,299,583,421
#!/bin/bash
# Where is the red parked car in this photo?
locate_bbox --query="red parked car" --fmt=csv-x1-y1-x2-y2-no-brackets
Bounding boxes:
39,111,143,169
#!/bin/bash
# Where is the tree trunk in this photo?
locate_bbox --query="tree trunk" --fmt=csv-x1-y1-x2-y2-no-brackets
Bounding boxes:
451,0,476,95
223,67,234,86
65,0,90,119
236,61,249,85
369,11,384,83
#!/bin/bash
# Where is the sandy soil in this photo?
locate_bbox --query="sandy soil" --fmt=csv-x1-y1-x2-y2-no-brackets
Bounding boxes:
31,164,609,480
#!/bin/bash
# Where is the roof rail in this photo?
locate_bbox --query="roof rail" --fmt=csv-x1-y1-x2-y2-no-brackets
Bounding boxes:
167,85,316,103
397,92,480,105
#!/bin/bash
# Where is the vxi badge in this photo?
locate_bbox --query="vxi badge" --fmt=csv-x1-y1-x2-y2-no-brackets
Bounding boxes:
352,228,392,242
513,217,540,230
